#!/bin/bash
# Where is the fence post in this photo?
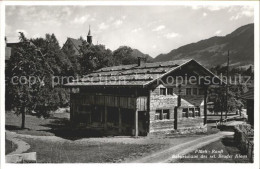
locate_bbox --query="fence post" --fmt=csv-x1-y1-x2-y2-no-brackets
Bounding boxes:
250,143,254,163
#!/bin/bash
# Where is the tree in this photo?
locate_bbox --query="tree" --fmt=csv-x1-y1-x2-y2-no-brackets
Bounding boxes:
210,65,251,117
31,34,72,111
243,65,254,79
210,86,226,120
112,46,136,65
212,82,247,118
6,32,48,128
6,33,74,128
227,84,246,114
79,42,113,74
32,34,73,76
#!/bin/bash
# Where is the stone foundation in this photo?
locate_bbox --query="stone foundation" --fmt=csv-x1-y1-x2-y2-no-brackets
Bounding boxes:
149,125,207,136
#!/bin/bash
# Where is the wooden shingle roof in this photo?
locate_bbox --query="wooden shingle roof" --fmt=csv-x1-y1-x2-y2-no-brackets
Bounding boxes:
65,59,222,87
66,59,190,87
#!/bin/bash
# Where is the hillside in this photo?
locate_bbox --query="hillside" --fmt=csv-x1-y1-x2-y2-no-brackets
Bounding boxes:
112,46,153,65
154,23,254,67
132,49,153,62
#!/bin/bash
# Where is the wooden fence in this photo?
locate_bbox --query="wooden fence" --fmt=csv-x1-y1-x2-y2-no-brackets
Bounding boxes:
234,124,254,162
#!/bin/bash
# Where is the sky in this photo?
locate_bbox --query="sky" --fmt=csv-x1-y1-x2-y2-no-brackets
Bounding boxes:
5,5,254,58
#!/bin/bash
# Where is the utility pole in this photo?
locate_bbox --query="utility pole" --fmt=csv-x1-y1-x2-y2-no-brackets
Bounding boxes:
220,91,223,123
226,50,229,119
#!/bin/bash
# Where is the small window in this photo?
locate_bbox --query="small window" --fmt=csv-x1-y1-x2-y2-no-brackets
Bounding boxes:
193,88,198,95
194,108,200,117
160,88,166,95
155,109,170,120
182,108,188,118
162,109,170,119
199,88,204,95
188,108,194,117
167,88,173,95
155,110,161,120
186,88,192,95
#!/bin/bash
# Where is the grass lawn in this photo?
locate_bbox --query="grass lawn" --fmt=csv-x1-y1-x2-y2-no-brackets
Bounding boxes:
5,111,225,163
6,111,70,136
6,111,171,163
22,137,167,163
5,139,17,155
176,136,251,163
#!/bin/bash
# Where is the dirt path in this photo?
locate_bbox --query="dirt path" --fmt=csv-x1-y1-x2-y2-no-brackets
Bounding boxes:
6,131,65,142
128,131,234,163
6,130,203,145
6,131,31,155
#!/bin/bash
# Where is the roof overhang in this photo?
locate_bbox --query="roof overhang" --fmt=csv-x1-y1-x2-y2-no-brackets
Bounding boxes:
144,59,225,87
64,59,225,88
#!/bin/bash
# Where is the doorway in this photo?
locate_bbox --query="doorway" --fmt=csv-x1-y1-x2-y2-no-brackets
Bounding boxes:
138,111,149,136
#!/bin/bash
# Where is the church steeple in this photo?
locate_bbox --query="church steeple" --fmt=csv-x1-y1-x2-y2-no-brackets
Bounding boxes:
87,25,92,44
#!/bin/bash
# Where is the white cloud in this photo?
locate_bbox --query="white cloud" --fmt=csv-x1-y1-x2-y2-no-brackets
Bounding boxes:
191,5,227,11
229,6,254,21
152,45,157,49
132,27,142,33
242,10,253,17
90,18,96,22
230,15,240,21
147,20,160,28
203,12,207,17
114,20,123,26
164,32,180,39
215,30,222,35
230,11,253,20
191,6,200,10
98,22,109,30
241,6,254,17
62,7,72,16
46,20,62,27
72,15,90,24
207,6,227,11
107,17,114,22
152,25,165,31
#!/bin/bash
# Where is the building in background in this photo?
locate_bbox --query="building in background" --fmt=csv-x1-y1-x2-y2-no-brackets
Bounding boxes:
62,26,93,56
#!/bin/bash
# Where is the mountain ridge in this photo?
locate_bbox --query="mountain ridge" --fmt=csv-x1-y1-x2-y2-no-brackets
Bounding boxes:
154,23,254,67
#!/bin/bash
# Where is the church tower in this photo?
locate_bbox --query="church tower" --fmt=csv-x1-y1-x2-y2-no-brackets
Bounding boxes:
87,25,92,45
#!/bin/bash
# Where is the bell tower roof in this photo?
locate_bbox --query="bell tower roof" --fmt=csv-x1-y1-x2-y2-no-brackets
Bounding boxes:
87,25,92,44
88,25,91,36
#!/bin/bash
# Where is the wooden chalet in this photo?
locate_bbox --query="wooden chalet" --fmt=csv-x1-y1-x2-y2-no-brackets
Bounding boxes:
65,59,223,136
